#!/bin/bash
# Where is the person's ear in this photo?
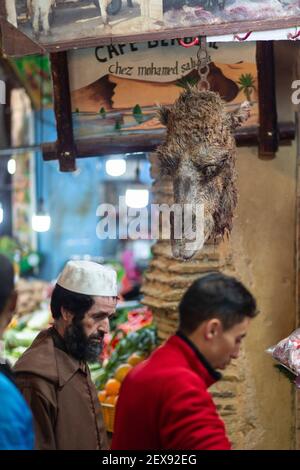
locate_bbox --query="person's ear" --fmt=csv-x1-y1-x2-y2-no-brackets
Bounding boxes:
204,318,222,340
60,307,74,324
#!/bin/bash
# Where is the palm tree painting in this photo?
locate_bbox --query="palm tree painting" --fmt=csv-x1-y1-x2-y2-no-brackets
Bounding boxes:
237,73,256,102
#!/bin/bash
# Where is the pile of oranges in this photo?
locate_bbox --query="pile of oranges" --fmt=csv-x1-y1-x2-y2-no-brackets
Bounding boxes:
98,352,145,406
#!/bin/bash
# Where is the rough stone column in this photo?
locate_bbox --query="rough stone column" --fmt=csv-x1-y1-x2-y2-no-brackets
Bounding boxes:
141,152,263,449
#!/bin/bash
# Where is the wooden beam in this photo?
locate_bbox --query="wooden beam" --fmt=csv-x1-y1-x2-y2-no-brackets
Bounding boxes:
0,2,44,58
0,21,44,56
42,122,295,162
50,51,77,172
256,41,279,159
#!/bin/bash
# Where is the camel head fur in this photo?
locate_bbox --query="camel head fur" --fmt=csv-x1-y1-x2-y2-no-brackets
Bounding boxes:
156,87,250,260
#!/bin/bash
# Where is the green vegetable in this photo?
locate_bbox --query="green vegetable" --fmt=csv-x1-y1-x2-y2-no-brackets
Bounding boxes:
4,328,38,349
27,309,50,330
9,346,27,358
94,326,157,389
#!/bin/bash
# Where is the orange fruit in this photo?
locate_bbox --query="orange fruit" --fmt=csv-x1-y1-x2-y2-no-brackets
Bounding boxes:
114,363,132,382
98,390,107,403
105,395,118,405
127,353,145,367
104,378,121,396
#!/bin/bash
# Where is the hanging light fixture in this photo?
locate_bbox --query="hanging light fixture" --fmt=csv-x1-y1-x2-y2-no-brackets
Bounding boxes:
106,158,126,177
0,203,3,224
32,198,51,233
7,158,16,175
125,160,149,209
125,188,149,209
32,146,51,233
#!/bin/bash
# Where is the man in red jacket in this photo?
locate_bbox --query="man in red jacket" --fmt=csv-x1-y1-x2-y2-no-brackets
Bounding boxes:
112,272,258,450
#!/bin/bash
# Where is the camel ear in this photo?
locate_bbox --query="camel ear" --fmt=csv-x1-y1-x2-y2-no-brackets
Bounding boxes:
228,101,251,130
158,105,172,126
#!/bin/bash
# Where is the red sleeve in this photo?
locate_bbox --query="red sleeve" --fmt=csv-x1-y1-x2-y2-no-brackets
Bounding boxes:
158,372,231,450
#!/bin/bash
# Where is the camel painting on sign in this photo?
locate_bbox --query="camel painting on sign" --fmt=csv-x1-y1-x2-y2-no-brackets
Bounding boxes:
156,87,250,260
3,0,163,47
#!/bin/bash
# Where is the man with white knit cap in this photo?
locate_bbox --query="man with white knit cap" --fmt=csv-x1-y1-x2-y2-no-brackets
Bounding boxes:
14,260,118,450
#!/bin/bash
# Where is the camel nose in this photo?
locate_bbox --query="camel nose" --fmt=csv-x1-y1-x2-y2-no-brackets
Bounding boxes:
182,177,192,196
174,177,192,202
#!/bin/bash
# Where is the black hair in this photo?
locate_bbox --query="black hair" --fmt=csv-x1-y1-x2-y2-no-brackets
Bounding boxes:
0,255,14,313
179,272,257,334
50,284,95,321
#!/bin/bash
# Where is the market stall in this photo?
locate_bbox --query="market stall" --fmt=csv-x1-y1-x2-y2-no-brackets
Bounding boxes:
0,0,300,450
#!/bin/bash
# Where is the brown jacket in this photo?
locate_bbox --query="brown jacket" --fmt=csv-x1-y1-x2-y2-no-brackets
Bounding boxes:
13,328,108,450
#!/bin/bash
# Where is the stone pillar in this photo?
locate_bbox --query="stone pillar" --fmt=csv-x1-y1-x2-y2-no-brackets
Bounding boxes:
141,152,262,448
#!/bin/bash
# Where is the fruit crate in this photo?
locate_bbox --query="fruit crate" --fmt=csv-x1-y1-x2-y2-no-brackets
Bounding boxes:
100,402,116,433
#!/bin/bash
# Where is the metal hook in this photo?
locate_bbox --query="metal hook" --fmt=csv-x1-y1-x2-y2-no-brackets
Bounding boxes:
287,28,300,40
234,31,252,41
179,37,199,48
197,37,211,91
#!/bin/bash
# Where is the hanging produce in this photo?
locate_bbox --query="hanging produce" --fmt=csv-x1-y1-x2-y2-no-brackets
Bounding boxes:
267,329,300,388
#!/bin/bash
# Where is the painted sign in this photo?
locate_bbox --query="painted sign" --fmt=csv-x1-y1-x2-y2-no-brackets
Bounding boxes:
68,40,258,139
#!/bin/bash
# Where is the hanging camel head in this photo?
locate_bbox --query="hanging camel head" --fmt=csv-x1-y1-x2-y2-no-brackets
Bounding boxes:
156,87,250,260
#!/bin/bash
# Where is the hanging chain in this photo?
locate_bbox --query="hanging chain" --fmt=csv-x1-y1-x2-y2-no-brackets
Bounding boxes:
197,37,211,91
